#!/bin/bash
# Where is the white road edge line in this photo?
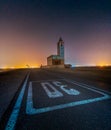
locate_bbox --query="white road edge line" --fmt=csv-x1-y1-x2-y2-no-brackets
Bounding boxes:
26,79,111,115
64,79,109,96
5,73,30,130
44,71,111,95
65,79,111,95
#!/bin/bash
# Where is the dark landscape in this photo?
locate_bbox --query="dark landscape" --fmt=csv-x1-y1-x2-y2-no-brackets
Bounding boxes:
0,0,111,129
48,66,111,91
0,67,111,130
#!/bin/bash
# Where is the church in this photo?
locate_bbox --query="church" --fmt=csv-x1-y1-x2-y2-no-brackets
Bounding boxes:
47,37,65,68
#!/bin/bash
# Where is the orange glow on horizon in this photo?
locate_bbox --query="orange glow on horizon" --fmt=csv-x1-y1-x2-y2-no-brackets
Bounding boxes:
1,63,40,69
96,62,111,67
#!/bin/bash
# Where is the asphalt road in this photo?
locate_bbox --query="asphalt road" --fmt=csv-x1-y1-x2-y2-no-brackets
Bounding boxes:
0,69,111,130
0,69,28,121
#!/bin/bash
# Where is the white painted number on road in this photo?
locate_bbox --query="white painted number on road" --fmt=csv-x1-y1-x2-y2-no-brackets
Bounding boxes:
41,81,80,98
53,81,80,95
41,82,63,98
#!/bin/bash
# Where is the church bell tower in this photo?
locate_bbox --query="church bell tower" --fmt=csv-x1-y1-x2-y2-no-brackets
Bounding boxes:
57,37,64,59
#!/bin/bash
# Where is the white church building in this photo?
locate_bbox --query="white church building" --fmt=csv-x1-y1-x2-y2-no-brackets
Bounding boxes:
47,37,65,68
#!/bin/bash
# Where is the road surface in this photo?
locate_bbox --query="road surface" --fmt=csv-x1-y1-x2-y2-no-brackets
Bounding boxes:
0,69,111,130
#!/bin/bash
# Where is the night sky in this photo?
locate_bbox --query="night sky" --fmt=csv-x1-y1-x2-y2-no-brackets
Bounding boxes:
0,0,111,68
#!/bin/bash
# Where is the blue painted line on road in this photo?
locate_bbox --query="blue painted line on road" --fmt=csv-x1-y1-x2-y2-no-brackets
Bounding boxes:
26,80,111,115
5,73,30,130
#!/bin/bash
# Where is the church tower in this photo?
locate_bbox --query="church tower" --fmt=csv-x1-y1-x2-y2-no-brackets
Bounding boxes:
47,37,65,66
57,37,64,59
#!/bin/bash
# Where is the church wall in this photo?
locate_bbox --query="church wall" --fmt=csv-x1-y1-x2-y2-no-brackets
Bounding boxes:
47,57,52,65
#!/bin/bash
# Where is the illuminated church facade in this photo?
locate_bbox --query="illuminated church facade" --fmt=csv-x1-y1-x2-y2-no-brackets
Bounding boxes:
47,38,65,66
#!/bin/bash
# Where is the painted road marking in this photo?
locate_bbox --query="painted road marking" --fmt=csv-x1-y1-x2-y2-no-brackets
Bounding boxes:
41,81,80,98
68,79,111,95
41,82,63,98
65,79,111,96
26,79,111,115
5,73,30,130
53,81,80,95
